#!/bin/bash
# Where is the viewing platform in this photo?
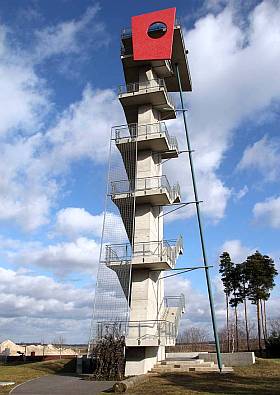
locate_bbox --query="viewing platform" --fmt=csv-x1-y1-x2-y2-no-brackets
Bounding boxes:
113,122,179,158
96,295,185,347
104,236,183,270
118,79,176,124
111,175,181,206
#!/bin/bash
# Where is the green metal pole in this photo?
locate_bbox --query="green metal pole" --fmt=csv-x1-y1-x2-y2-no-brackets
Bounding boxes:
175,63,223,372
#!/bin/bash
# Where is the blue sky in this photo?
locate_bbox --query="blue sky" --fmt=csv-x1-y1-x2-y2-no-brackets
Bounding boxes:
0,0,279,343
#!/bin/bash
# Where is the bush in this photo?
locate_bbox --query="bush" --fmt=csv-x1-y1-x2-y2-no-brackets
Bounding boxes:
265,331,280,357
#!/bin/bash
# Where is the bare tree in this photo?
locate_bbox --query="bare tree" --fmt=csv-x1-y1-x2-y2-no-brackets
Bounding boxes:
179,327,209,351
53,336,65,359
219,321,236,353
40,337,46,357
268,318,280,336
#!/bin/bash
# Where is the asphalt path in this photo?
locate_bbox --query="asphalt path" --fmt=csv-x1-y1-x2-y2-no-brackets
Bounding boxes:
10,375,115,395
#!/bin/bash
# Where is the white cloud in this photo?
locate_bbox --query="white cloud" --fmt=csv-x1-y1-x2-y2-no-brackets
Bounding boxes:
45,86,124,168
253,196,280,228
34,4,108,61
204,0,228,13
220,239,255,262
237,136,280,181
0,85,122,231
0,267,92,342
235,185,249,200
55,208,104,238
54,207,126,244
0,25,50,137
0,85,123,231
0,4,113,231
17,237,100,276
0,134,57,230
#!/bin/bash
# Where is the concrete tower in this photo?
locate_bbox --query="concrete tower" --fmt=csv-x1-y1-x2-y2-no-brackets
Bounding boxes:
90,8,192,376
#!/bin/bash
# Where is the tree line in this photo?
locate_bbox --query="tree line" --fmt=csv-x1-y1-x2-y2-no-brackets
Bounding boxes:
219,250,278,353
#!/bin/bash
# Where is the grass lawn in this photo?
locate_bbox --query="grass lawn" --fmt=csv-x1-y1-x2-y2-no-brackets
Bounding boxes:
125,358,280,395
0,359,75,394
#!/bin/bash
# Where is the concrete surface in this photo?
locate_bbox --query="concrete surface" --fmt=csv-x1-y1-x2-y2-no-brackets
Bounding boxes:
198,352,255,366
10,375,115,395
166,351,255,366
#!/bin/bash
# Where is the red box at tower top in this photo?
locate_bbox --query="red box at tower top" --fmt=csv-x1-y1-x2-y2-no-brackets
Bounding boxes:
132,8,176,61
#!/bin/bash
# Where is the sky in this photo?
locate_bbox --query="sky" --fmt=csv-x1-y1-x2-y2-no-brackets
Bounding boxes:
0,0,279,344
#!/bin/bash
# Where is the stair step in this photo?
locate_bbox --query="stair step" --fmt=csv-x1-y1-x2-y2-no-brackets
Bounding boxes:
159,361,215,368
161,360,204,366
151,365,233,373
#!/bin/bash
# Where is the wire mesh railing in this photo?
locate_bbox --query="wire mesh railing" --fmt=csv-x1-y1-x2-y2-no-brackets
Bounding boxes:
118,78,175,108
104,236,183,268
110,175,180,202
96,319,177,344
113,122,178,152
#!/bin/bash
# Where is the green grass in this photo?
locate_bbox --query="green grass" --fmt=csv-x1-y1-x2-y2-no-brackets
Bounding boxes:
2,358,280,395
125,358,280,395
0,359,75,394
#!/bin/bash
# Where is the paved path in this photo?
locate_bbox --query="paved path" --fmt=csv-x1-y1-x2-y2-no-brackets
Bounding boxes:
10,375,115,395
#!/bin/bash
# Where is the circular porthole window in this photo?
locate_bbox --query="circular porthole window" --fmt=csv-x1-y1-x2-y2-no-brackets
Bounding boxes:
147,22,167,39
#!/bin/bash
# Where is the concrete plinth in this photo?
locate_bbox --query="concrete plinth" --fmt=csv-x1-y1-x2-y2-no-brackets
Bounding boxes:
125,346,165,376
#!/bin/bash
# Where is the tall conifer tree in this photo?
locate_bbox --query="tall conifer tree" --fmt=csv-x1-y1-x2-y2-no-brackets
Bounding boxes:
229,264,243,352
219,252,234,352
244,251,278,352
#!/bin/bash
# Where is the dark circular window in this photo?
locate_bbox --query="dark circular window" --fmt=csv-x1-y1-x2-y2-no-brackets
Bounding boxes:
147,22,167,39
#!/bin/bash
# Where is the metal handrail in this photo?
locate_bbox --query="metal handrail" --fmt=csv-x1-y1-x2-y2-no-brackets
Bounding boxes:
104,236,183,268
118,78,164,94
118,78,175,109
113,122,178,152
162,293,185,336
110,175,180,201
96,319,177,341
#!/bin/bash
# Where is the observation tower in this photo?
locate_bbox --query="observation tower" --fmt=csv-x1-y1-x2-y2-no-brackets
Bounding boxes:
89,8,193,375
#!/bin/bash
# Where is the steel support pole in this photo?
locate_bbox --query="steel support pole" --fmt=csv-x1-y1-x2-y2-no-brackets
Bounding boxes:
175,63,223,372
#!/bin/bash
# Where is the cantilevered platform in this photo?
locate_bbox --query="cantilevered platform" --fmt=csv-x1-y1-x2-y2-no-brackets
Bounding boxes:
118,79,176,124
104,237,183,271
111,176,181,206
114,122,179,159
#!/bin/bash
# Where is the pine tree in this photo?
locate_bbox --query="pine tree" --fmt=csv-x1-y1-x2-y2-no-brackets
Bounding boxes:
239,261,250,351
229,264,243,352
219,252,234,352
245,251,278,353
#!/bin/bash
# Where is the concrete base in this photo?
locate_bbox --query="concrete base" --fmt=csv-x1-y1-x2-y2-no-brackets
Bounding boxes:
198,352,255,367
125,346,165,376
166,352,255,367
